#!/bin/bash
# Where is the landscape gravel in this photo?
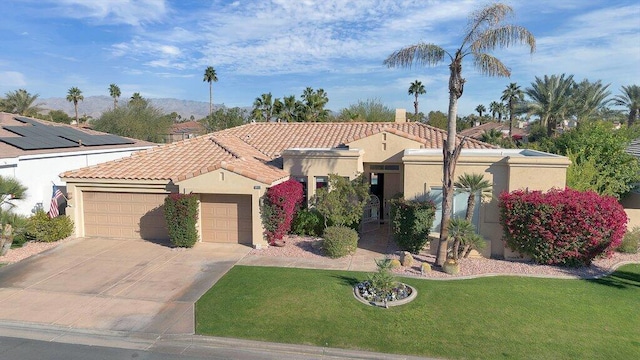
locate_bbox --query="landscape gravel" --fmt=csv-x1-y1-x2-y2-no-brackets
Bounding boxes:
250,234,640,279
0,237,75,264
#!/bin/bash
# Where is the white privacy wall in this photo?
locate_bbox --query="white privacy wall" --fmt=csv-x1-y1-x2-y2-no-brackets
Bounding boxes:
0,146,153,215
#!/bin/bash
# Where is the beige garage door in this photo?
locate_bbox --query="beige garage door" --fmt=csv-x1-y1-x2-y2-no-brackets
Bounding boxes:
201,194,252,244
83,192,169,240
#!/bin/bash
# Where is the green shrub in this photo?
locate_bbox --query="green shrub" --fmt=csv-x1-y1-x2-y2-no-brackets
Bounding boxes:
25,211,73,242
323,225,358,258
1,212,29,248
164,193,199,248
390,198,436,254
291,208,324,237
314,174,370,228
618,227,640,254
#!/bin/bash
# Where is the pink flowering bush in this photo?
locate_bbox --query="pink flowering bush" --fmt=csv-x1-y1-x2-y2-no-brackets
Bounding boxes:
261,179,304,245
499,188,627,266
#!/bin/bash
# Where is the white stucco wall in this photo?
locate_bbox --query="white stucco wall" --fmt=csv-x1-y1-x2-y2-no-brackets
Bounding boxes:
0,146,154,216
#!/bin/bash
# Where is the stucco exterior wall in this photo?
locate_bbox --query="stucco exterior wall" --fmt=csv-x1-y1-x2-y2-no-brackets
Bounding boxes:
348,132,423,163
177,168,276,248
402,150,570,258
621,191,640,231
283,148,364,203
1,147,153,216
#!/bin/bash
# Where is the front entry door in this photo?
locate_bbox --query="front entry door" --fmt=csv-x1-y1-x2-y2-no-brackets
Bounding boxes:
370,173,384,220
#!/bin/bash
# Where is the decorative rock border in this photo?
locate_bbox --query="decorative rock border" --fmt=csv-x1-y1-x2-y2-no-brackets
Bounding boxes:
353,283,418,308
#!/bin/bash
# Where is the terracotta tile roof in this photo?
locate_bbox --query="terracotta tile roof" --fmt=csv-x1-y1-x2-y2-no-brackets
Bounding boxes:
61,121,495,184
0,112,155,158
459,121,528,140
170,121,205,134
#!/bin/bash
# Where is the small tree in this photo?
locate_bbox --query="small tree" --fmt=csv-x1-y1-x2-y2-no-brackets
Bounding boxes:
313,174,370,228
454,173,493,222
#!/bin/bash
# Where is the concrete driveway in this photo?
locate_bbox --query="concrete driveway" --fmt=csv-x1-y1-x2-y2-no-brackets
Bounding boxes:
0,237,250,335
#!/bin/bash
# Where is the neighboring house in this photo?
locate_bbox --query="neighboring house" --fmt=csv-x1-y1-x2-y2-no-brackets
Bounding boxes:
0,112,156,216
165,121,206,143
61,119,570,258
459,121,528,141
622,138,640,230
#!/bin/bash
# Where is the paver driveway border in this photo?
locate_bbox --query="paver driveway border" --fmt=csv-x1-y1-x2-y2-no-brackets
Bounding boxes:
0,237,251,335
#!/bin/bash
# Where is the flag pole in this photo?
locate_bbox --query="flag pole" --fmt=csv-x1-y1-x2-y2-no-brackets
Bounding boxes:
51,181,69,201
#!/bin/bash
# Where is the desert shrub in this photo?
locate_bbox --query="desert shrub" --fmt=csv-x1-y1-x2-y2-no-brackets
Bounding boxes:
389,258,401,269
164,193,199,248
618,227,640,254
323,225,358,258
367,259,398,294
291,208,324,237
261,179,304,245
499,188,627,266
25,211,74,243
389,198,436,254
314,174,370,228
1,212,29,248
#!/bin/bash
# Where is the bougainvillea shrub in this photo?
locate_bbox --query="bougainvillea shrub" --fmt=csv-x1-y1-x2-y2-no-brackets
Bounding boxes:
499,188,627,266
261,179,304,245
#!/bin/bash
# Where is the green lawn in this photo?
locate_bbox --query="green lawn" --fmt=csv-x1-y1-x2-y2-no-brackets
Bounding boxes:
196,265,640,360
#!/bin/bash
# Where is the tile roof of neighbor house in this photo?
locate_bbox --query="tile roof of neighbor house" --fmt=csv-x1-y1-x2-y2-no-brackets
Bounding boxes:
459,121,527,140
626,138,640,158
170,120,205,134
0,112,156,158
61,121,496,184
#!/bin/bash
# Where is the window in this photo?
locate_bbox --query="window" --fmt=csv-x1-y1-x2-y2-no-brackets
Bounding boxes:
294,176,308,204
369,164,400,172
315,176,328,190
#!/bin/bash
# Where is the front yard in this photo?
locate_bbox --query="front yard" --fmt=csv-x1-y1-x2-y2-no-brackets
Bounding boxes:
196,264,640,360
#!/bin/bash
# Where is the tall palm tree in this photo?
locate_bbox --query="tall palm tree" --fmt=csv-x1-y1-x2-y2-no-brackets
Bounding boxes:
129,92,145,106
501,82,524,136
454,173,493,222
525,74,574,136
301,87,329,122
612,85,640,127
384,3,535,266
203,66,218,119
408,80,426,119
66,87,84,127
2,89,42,116
278,95,300,122
475,104,486,117
109,84,121,109
489,101,501,121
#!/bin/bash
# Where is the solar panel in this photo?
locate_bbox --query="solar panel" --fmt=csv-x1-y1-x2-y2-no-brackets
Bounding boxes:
0,136,79,150
2,118,136,150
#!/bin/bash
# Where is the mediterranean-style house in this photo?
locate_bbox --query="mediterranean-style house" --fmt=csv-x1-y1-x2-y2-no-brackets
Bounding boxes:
0,112,156,216
60,117,570,258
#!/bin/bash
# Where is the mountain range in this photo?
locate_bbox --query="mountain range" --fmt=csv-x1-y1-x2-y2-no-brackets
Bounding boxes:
39,96,214,120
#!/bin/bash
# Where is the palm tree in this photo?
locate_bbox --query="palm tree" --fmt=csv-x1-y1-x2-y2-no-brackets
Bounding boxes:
2,89,42,116
408,80,426,119
489,101,501,121
203,66,218,119
572,79,611,124
278,95,300,122
525,74,574,136
0,175,27,212
612,85,640,127
501,82,524,136
455,173,493,223
480,128,503,145
496,103,507,122
109,84,121,109
447,218,475,261
384,3,535,266
251,93,275,122
66,87,84,127
475,104,486,117
129,92,145,106
301,87,329,122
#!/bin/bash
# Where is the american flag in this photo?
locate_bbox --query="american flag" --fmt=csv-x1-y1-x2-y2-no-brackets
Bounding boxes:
48,185,65,218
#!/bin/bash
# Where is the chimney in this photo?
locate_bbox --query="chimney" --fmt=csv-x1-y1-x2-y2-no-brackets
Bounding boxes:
395,109,407,123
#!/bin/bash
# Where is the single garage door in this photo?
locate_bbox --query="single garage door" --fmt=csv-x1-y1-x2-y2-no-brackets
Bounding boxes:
83,192,169,240
201,194,252,244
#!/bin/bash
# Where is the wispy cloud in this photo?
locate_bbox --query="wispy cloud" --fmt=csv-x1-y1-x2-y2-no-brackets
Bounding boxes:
0,71,27,88
49,0,168,26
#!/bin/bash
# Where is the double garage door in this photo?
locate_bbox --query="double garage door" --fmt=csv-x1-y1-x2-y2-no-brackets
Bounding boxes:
83,192,252,244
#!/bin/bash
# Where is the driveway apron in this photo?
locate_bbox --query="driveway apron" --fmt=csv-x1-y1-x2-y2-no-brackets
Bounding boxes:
0,237,250,335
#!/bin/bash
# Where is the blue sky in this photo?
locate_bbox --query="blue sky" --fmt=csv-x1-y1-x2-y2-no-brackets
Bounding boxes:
0,0,638,116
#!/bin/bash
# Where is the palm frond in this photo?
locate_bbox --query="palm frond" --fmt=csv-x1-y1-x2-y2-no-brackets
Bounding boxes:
473,53,510,77
383,43,447,68
463,3,514,48
471,25,536,54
